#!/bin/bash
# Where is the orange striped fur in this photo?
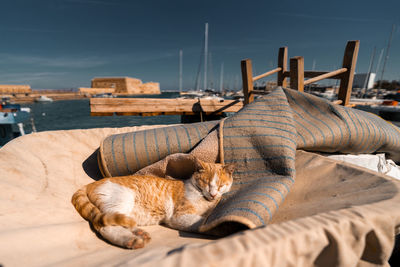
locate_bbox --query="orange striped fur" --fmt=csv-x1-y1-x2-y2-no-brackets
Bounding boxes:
71,157,234,249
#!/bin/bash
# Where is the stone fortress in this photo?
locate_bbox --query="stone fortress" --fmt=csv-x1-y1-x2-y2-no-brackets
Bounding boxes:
79,77,160,95
0,85,32,95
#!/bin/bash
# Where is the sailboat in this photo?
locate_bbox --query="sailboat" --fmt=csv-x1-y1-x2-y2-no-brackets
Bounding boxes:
179,23,223,101
354,24,400,123
178,48,205,98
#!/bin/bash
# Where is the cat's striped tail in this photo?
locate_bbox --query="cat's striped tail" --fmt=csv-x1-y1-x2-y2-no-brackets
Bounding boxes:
71,186,137,231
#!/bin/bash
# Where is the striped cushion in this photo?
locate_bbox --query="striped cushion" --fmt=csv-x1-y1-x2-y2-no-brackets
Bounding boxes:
98,121,219,177
98,87,400,235
286,88,400,156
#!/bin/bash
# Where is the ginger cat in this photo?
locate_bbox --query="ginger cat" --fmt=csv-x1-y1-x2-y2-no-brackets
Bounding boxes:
71,157,235,249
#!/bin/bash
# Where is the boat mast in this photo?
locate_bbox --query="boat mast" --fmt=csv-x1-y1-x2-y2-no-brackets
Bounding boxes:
209,52,214,89
219,62,224,93
234,75,239,91
204,22,208,90
377,24,395,93
362,46,376,97
375,48,384,77
179,49,183,93
312,59,316,71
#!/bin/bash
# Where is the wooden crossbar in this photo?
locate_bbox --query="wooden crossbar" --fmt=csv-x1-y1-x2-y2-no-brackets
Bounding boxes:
305,70,344,78
253,67,282,81
303,68,347,85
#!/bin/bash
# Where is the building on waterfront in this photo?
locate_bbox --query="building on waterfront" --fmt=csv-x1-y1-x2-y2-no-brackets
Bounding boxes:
0,85,32,95
82,77,160,95
353,73,376,89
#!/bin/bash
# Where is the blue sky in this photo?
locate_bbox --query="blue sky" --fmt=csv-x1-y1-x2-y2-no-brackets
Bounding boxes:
0,0,399,90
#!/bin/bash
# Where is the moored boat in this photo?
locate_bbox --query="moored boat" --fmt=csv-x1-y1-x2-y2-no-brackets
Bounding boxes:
35,95,54,102
0,98,32,147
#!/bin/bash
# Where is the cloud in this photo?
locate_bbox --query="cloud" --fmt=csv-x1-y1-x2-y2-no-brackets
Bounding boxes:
277,12,389,23
62,0,122,6
0,54,107,68
0,50,178,69
0,27,61,33
0,71,68,84
129,52,176,64
90,50,177,65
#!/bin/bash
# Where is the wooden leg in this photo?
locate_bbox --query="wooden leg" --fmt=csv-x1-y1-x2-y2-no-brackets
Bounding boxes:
290,56,304,91
338,40,360,106
241,59,254,105
277,47,288,87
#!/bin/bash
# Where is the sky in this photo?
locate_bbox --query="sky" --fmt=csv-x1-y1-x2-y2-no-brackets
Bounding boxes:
0,0,399,90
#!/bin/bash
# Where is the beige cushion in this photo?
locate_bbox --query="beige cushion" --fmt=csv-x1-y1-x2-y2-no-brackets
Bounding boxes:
1,127,400,266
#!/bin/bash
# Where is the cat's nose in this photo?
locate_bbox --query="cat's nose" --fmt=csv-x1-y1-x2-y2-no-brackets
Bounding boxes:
210,193,217,198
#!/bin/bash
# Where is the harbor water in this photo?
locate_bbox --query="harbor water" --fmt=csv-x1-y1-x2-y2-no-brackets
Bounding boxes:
23,92,181,132
17,92,400,133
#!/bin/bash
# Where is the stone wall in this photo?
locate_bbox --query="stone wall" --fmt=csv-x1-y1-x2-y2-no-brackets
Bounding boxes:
91,77,160,94
79,87,115,95
0,85,32,94
137,82,160,94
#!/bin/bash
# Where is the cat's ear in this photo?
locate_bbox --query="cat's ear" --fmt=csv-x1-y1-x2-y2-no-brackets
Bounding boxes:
194,157,206,172
224,163,236,175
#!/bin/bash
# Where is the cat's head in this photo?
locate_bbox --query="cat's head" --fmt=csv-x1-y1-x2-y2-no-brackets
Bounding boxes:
191,158,235,201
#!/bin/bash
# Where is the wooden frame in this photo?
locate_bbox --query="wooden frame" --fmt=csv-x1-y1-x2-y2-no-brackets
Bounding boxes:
241,40,360,106
289,40,359,105
241,46,288,105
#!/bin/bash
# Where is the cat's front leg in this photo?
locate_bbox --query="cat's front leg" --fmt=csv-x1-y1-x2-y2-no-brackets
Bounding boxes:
167,214,205,232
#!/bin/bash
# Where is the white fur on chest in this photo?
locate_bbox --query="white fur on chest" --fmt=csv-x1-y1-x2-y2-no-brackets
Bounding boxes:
184,182,215,213
184,183,204,203
96,181,135,215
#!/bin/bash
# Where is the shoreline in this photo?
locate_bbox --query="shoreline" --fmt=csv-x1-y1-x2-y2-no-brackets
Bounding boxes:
3,91,171,104
5,92,87,103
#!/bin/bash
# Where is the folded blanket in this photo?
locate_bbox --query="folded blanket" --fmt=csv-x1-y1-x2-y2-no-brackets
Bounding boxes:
98,87,400,235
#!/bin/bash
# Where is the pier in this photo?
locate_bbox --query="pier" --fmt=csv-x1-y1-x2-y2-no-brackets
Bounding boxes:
90,97,243,116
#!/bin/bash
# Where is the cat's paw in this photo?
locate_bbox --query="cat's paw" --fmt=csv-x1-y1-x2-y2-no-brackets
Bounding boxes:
99,225,151,249
125,228,151,249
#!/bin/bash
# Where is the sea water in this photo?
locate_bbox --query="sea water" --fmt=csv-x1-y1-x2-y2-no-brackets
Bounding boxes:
23,92,181,132
20,92,400,132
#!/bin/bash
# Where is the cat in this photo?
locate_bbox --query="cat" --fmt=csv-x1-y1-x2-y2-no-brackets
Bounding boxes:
71,157,235,249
